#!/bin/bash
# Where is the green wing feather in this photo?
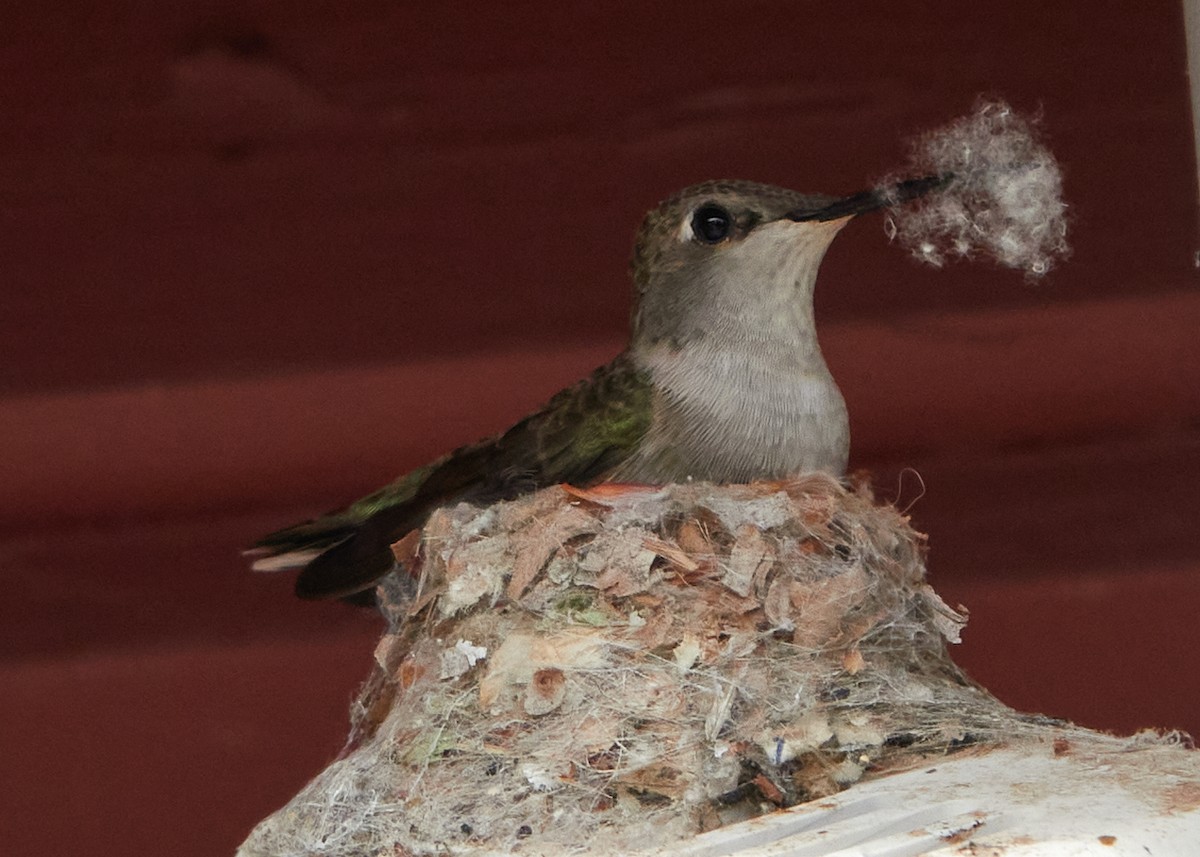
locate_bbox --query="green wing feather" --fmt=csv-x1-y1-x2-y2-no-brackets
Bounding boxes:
249,354,654,599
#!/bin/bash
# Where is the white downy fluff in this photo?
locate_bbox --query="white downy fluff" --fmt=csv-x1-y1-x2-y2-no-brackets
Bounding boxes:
884,100,1070,277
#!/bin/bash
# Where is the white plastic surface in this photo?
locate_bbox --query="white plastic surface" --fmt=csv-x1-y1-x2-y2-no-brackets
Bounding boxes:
640,743,1200,856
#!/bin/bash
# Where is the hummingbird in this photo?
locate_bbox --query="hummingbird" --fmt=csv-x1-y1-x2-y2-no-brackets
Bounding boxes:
248,176,942,599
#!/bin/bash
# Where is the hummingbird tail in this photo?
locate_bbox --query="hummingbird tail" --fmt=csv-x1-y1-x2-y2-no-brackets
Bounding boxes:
245,518,358,572
248,444,505,600
247,356,654,600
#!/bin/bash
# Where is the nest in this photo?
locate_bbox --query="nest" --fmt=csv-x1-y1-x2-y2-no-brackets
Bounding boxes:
239,475,1064,857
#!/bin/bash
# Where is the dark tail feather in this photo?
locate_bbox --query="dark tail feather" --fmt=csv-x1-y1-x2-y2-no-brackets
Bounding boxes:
285,443,509,599
245,524,356,572
292,506,422,599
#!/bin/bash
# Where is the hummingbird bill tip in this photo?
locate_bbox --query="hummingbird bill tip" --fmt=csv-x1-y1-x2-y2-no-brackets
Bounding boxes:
785,174,950,223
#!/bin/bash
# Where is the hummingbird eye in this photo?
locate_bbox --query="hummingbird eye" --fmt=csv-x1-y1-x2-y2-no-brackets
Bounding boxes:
691,205,732,244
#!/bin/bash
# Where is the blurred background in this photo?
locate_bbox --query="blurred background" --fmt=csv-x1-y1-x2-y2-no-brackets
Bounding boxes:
1,2,1197,854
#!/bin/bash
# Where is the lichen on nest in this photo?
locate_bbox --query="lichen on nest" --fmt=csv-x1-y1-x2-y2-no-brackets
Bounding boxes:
240,476,1052,857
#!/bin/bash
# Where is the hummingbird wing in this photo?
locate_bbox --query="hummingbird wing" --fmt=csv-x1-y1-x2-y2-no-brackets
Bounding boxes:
248,354,654,599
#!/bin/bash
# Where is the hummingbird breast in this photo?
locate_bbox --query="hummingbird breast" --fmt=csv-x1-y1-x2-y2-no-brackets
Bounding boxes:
622,211,853,483
617,342,850,483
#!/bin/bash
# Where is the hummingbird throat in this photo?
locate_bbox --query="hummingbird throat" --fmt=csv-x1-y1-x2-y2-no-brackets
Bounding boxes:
630,220,850,481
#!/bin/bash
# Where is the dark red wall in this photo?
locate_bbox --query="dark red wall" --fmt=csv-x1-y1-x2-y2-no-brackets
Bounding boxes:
1,2,1197,855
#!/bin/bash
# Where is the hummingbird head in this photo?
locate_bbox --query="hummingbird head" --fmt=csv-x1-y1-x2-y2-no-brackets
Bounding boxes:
628,178,940,351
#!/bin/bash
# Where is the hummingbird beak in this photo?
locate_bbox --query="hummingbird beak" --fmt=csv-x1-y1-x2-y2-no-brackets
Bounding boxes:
784,174,950,223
